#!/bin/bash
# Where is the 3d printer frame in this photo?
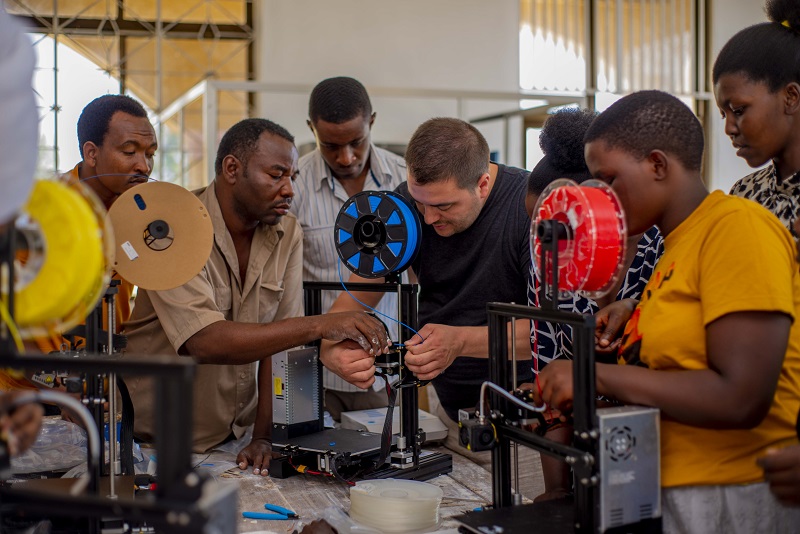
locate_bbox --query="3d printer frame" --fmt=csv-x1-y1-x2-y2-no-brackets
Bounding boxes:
0,352,237,534
456,219,661,533
0,230,235,533
484,220,600,523
269,280,451,481
304,280,422,455
484,301,599,527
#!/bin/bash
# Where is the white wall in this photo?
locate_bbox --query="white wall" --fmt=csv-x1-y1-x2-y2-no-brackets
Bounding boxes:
706,0,768,192
252,1,768,180
253,0,524,167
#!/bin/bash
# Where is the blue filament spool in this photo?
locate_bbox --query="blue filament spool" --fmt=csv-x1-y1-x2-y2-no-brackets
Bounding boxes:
334,191,421,278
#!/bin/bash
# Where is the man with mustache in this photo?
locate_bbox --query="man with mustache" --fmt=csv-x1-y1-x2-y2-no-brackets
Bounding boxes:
124,118,390,475
5,94,157,363
68,94,158,210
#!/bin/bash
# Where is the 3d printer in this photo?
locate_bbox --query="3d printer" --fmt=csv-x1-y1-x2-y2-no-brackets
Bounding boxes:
0,180,231,533
269,190,453,482
456,180,662,533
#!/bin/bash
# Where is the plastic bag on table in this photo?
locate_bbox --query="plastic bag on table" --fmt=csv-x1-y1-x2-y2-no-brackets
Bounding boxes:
11,416,86,476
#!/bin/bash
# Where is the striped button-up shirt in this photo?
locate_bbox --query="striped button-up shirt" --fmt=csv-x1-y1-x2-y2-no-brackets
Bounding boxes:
293,145,407,392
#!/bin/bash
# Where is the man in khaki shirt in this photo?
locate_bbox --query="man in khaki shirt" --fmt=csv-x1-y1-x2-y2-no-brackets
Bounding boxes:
124,118,390,475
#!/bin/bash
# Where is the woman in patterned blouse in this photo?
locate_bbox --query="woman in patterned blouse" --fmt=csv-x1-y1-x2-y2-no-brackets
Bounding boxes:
713,0,800,233
525,108,664,501
598,0,800,389
712,0,800,508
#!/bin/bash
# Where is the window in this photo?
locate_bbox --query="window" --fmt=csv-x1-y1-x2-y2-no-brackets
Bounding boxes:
8,0,254,187
519,0,703,98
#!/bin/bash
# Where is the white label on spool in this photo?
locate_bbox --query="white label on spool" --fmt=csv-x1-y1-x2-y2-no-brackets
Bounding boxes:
121,241,139,261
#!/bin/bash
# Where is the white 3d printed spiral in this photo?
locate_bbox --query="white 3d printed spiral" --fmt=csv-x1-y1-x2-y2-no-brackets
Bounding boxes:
349,479,443,532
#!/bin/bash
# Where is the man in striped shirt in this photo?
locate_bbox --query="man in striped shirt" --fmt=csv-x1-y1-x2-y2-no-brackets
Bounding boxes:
293,77,407,421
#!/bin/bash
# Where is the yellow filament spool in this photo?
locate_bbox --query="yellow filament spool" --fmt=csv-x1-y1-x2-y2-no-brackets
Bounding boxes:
60,177,114,333
12,180,107,337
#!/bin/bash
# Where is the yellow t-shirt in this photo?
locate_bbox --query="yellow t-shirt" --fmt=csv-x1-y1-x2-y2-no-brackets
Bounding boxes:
618,191,800,488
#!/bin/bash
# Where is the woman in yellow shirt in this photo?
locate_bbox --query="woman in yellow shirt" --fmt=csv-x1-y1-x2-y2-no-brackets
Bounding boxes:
535,90,800,532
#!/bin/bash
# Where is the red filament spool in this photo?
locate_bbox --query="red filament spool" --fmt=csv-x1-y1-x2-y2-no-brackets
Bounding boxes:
531,179,627,298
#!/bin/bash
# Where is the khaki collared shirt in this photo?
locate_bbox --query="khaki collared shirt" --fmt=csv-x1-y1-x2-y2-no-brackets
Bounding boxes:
123,182,303,452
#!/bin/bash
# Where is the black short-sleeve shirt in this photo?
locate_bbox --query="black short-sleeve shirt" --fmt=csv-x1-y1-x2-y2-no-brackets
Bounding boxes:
395,164,533,421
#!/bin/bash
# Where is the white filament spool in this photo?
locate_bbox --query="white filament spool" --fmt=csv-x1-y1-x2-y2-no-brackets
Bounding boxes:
349,479,443,533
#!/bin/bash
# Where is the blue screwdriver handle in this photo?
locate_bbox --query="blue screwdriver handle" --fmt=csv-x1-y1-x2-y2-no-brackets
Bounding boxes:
264,504,298,517
242,512,289,521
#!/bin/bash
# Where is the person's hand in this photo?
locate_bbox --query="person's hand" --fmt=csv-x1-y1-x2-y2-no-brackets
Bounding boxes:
316,312,391,356
403,324,462,381
0,391,44,455
517,382,570,423
536,361,575,413
518,381,544,406
60,406,81,426
757,445,800,507
594,298,637,356
58,389,88,427
320,339,376,389
237,437,275,476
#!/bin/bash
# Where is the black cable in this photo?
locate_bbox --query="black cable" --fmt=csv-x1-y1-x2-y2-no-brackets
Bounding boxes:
356,375,397,480
192,453,212,469
116,376,135,475
330,453,355,486
379,379,397,463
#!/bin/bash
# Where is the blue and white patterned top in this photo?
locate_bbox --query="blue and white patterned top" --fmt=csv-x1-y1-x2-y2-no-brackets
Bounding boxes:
528,226,664,372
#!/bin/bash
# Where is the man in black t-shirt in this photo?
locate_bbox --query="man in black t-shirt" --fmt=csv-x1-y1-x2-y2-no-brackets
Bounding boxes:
321,117,533,424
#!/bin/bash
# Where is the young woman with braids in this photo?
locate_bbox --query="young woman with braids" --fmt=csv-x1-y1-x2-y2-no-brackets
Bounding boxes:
713,0,800,509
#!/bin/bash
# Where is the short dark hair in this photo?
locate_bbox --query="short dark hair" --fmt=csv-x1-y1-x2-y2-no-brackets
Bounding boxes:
528,108,597,197
583,90,704,172
308,77,372,124
77,94,148,158
405,118,490,189
214,118,294,176
712,0,800,91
